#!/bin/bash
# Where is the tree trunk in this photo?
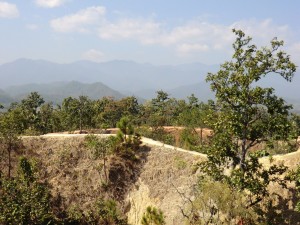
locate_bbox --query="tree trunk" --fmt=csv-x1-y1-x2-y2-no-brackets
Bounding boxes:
103,158,108,183
240,128,247,172
79,110,82,133
8,144,11,178
200,128,203,145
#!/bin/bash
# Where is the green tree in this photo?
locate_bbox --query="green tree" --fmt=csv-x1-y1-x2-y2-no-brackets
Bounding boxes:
0,157,54,225
109,117,141,157
20,92,45,134
96,97,123,128
117,117,141,151
85,135,112,183
78,95,93,131
39,102,55,134
117,116,134,143
177,95,213,149
119,96,140,116
183,178,254,225
147,90,171,127
201,29,296,220
0,109,23,178
61,96,93,132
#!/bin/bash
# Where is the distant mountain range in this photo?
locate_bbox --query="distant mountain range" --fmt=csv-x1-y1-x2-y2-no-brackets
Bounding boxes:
0,58,217,92
0,58,299,110
0,81,125,105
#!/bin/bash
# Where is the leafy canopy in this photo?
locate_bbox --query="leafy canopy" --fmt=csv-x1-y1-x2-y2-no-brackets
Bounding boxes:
202,29,296,211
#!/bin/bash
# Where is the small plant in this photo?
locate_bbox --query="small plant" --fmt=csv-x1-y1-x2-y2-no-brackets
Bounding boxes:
287,164,300,212
141,206,166,225
179,128,201,150
112,117,142,158
85,134,112,183
174,156,187,170
95,198,128,225
182,177,254,225
137,126,175,146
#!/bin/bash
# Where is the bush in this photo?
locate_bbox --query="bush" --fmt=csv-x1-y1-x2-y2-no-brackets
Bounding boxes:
141,206,166,225
0,157,55,225
136,126,175,146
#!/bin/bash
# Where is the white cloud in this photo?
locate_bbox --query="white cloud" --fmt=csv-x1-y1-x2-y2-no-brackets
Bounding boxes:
99,18,161,43
0,2,19,18
51,8,297,60
50,6,106,33
177,43,209,54
99,19,221,45
97,17,295,57
230,19,290,44
98,19,233,56
35,0,68,8
288,42,300,66
82,49,105,62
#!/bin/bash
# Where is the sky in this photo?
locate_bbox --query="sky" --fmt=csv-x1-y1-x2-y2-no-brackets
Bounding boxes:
0,0,300,66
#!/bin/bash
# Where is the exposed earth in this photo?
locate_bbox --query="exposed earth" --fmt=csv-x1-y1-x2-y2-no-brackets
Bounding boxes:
14,132,300,225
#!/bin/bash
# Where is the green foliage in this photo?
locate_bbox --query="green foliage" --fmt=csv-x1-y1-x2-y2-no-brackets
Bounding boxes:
177,95,205,128
136,125,175,146
85,135,113,183
95,198,128,225
295,168,300,211
179,128,201,150
0,109,23,178
95,96,140,129
20,92,45,134
38,103,55,134
0,157,54,225
287,165,300,212
184,177,254,225
85,135,112,160
117,116,134,141
291,113,300,137
61,95,94,132
113,116,141,156
141,206,166,225
65,198,128,225
143,90,183,128
200,29,296,221
174,156,187,170
0,155,129,225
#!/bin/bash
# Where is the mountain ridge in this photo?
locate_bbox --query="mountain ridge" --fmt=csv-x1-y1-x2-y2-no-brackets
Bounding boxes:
1,81,125,105
0,58,299,108
0,58,217,91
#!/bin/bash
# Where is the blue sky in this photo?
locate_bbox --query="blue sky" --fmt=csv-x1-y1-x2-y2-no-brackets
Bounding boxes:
0,0,300,65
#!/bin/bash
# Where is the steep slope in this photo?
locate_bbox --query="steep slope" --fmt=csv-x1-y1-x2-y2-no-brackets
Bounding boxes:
126,142,205,224
3,134,299,224
17,134,205,224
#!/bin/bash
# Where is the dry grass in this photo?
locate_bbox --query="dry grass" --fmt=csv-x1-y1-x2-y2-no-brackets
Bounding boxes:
5,135,298,225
